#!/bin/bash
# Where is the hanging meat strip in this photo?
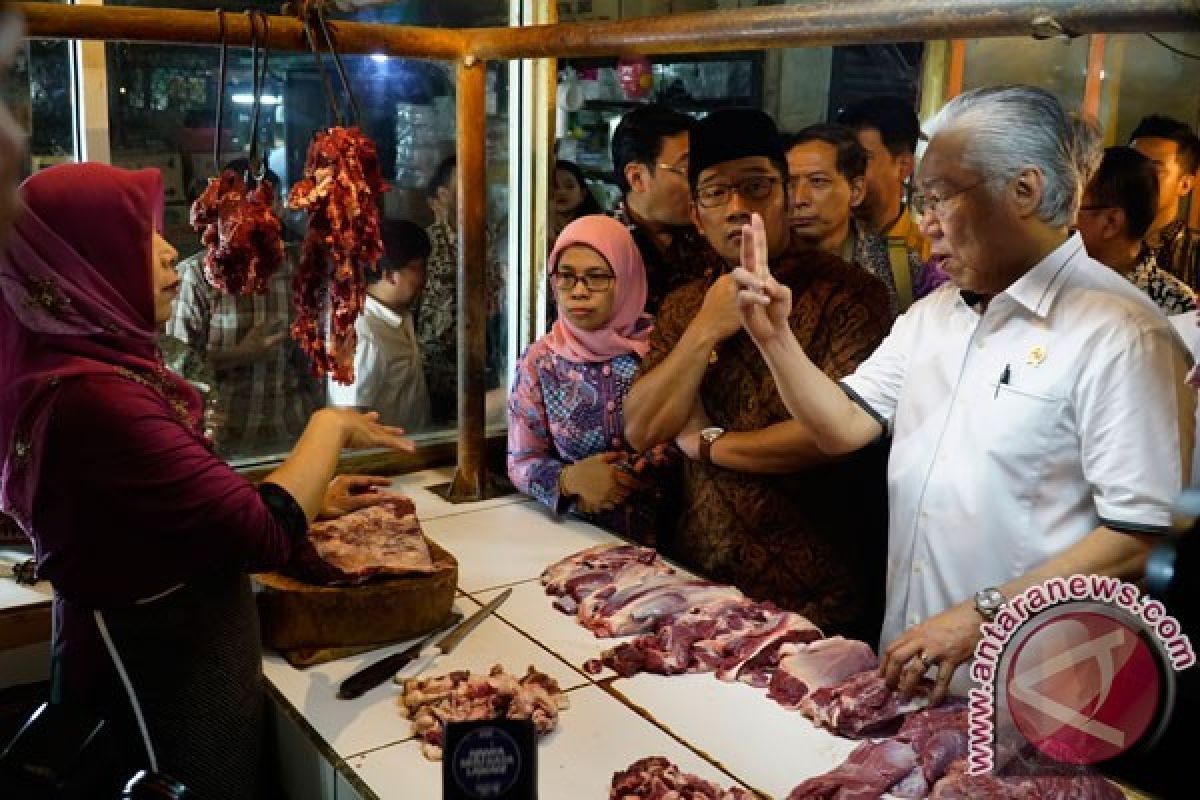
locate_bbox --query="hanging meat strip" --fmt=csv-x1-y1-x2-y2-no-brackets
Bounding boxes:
189,168,284,295
287,126,387,384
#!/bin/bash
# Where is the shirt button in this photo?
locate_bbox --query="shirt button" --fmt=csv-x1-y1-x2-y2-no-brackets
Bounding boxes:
913,561,923,575
602,365,611,376
606,401,616,412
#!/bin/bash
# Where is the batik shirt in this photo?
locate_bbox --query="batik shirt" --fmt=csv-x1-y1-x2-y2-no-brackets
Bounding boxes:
507,338,660,541
611,201,724,316
416,221,508,418
1129,245,1197,315
1148,218,1200,291
639,239,892,637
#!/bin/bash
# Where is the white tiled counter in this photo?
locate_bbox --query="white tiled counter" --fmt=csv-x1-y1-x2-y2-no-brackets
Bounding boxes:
347,685,750,799
263,498,848,800
0,547,53,690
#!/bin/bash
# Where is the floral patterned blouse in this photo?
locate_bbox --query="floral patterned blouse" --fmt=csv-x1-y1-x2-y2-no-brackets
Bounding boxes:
506,337,655,540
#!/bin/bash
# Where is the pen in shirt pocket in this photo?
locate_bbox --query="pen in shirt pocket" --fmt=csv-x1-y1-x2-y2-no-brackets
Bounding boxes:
994,363,1011,398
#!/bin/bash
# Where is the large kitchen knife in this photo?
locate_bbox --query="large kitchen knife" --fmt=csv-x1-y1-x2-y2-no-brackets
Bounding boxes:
337,611,463,700
397,587,513,680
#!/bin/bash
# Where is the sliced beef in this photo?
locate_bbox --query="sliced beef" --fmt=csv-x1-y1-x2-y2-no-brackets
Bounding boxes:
610,756,755,800
785,739,919,800
703,603,823,687
586,596,748,677
799,670,928,739
767,637,879,709
541,544,675,615
577,576,744,638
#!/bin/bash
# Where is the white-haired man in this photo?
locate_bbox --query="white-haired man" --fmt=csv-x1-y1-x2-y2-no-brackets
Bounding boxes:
732,85,1194,701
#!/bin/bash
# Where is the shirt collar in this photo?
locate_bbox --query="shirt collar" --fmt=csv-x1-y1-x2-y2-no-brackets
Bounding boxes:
1001,232,1086,318
364,294,406,328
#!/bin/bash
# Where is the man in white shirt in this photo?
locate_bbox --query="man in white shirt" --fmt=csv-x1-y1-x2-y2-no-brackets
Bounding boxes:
328,219,432,431
732,85,1194,701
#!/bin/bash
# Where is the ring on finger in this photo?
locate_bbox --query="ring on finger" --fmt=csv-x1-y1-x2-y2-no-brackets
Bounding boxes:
918,651,934,670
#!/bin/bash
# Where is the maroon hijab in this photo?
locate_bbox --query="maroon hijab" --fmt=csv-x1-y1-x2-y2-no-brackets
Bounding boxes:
0,163,203,536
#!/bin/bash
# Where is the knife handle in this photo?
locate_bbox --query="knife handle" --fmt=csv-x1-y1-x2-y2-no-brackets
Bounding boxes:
338,651,412,700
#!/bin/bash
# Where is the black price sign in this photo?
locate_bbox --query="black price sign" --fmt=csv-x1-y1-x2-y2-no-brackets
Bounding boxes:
443,718,537,800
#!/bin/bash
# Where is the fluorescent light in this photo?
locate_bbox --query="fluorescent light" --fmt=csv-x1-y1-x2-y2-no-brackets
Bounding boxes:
371,53,388,64
232,93,282,105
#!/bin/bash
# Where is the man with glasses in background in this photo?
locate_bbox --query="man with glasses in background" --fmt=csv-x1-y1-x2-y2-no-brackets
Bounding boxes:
609,104,721,315
624,109,892,641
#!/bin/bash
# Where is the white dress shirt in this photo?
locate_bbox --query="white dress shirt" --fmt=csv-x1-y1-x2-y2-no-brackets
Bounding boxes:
1170,310,1200,486
328,295,432,430
841,234,1194,666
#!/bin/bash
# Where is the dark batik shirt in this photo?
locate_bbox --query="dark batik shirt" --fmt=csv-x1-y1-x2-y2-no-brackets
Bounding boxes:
1149,217,1200,291
638,239,892,638
1129,245,1197,315
611,201,724,317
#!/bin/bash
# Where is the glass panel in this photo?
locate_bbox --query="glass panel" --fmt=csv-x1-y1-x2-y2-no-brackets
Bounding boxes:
101,0,513,466
1099,33,1200,144
962,36,1089,109
3,34,76,177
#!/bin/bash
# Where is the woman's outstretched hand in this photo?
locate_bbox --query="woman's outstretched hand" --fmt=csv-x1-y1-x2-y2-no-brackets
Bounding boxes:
327,409,417,452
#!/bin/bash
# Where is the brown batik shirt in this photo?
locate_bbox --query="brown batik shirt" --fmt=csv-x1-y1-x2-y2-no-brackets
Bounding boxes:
639,239,893,639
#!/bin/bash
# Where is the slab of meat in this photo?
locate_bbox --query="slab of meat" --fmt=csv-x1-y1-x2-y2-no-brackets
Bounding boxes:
928,760,1040,800
786,739,919,800
767,637,880,709
577,575,744,638
610,756,755,800
541,544,675,616
888,703,970,798
288,126,387,384
799,670,928,739
586,596,753,677
286,496,434,586
190,169,284,295
701,603,823,687
397,665,569,761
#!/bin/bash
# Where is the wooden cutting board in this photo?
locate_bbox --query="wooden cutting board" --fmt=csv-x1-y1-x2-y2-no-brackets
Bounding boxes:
254,538,458,651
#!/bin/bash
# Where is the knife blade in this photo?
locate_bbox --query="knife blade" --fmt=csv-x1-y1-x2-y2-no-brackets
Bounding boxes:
336,611,463,700
400,587,513,679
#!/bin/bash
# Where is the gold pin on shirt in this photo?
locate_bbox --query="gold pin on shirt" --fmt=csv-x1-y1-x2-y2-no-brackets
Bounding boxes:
1027,345,1046,366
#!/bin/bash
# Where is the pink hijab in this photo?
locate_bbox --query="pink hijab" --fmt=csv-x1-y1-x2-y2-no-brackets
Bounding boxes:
0,163,203,535
544,214,653,363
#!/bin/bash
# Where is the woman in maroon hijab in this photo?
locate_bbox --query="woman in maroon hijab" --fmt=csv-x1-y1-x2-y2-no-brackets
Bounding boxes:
0,163,413,797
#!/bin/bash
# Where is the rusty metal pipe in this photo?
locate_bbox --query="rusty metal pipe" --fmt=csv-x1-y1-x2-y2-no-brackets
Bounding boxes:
17,3,467,60
464,0,1200,60
447,58,489,503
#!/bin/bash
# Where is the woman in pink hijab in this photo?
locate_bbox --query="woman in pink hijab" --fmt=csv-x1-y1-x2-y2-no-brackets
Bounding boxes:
507,215,669,541
0,163,412,797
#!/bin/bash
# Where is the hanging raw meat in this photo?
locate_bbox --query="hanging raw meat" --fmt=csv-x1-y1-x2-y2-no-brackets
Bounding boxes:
189,169,285,296
287,126,387,384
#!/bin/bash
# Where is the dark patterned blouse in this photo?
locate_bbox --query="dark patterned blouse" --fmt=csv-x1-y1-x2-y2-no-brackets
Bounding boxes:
639,240,893,640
